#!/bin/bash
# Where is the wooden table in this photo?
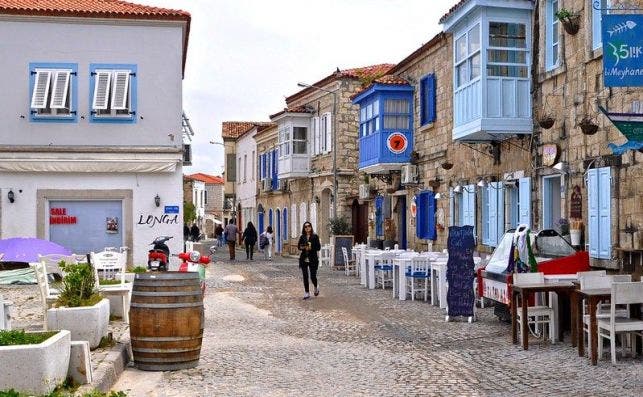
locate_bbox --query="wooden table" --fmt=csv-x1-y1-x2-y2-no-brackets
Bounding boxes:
571,288,611,365
511,282,576,350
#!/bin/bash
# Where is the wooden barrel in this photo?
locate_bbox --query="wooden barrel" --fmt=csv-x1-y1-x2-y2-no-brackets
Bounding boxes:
129,272,203,371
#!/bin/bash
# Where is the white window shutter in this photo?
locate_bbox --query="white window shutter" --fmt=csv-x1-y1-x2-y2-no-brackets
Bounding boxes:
49,70,71,109
111,70,130,110
325,112,332,152
291,203,298,238
313,117,321,155
92,71,111,110
31,70,51,109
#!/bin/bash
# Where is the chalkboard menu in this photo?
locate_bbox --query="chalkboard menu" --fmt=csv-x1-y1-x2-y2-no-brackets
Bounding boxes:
446,225,475,318
332,235,354,267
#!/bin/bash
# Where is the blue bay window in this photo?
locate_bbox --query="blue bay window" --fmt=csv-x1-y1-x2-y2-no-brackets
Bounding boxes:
29,62,78,123
352,84,414,173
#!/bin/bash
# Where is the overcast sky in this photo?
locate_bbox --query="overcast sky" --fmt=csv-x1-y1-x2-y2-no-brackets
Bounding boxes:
135,0,454,175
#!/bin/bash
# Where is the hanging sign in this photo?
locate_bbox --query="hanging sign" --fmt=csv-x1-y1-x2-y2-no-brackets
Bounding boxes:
602,14,643,87
570,185,582,219
542,144,559,166
386,132,408,154
410,196,417,218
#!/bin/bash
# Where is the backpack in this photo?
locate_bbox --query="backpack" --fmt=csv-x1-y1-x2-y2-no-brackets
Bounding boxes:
259,233,268,249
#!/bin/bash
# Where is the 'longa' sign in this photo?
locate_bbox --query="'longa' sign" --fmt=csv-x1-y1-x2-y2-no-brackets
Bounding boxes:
137,214,179,228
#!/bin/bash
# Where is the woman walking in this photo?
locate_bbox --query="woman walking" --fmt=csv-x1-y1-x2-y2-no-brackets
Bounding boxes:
261,226,274,260
242,222,258,260
297,221,321,300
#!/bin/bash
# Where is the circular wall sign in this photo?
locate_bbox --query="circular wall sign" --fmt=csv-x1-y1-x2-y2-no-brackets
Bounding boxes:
410,201,417,218
387,132,408,154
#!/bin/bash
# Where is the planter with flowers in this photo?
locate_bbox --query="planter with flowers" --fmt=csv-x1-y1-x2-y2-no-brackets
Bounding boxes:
579,117,599,135
555,8,580,35
569,219,584,247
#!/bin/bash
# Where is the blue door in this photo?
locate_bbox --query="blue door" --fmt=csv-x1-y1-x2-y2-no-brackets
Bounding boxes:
276,209,281,253
542,176,561,230
398,196,407,249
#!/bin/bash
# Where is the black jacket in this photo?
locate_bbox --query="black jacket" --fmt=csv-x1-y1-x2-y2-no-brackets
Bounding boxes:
297,233,321,267
242,227,258,245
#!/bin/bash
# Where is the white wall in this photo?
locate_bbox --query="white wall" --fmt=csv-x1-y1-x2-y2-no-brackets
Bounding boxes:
237,130,257,226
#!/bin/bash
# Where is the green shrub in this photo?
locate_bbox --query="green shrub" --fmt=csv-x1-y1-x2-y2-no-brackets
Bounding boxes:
328,216,351,235
129,265,147,273
56,262,102,308
0,330,57,346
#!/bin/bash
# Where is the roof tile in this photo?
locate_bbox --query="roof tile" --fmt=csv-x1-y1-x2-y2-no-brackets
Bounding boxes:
221,121,272,139
0,0,190,19
186,173,224,184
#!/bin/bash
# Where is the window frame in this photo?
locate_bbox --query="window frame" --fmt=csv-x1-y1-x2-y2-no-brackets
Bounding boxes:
292,126,308,155
29,62,78,123
359,97,380,137
592,0,610,50
454,23,481,89
420,73,436,126
89,63,137,124
545,0,560,71
486,21,529,78
383,97,411,130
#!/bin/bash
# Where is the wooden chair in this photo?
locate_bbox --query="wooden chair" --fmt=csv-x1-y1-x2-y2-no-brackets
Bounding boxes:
597,281,643,364
341,247,357,276
90,250,131,324
513,272,556,345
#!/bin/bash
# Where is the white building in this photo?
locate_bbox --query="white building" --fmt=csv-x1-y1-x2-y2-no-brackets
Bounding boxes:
0,0,191,266
236,124,262,231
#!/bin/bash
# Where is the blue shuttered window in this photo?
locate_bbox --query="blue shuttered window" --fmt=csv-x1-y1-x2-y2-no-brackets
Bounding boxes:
481,183,505,246
518,177,531,228
269,209,273,227
462,185,476,238
375,195,384,237
588,167,612,259
420,74,436,126
271,150,278,190
415,191,437,240
283,209,288,242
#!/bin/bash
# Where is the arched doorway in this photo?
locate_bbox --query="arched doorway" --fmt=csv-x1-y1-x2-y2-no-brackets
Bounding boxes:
283,208,288,253
275,208,281,254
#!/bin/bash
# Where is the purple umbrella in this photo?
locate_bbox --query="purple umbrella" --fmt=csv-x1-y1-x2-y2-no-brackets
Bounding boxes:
0,237,72,263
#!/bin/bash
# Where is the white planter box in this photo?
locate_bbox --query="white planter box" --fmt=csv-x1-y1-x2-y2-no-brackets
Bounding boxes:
0,330,71,395
47,298,110,349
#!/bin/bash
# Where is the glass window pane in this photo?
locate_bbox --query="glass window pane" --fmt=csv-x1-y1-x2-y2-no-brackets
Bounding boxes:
552,43,559,65
293,141,306,154
373,99,380,115
360,107,366,122
384,116,395,129
456,35,467,63
457,63,467,87
293,127,306,140
375,117,380,131
489,22,526,48
487,49,526,64
487,65,528,77
398,116,409,129
366,103,372,119
468,24,480,53
470,53,480,79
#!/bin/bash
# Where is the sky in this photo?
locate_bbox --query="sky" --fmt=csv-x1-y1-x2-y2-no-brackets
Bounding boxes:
134,0,455,176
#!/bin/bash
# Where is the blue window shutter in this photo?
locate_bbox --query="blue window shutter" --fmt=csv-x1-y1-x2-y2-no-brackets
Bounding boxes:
375,196,384,236
463,186,476,237
258,212,264,233
259,154,263,180
587,169,599,257
283,209,288,242
416,194,425,238
271,150,278,190
598,167,612,258
494,182,505,246
449,188,455,227
518,177,531,228
427,74,436,123
483,186,492,245
427,191,437,240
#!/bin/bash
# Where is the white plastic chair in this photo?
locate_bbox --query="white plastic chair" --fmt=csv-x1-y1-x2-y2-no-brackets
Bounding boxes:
30,262,60,330
513,272,556,346
90,250,131,323
320,244,331,268
374,252,395,289
37,253,78,282
341,247,357,276
597,281,643,364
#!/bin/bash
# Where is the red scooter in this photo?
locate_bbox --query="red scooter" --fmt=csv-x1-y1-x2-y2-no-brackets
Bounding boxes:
148,236,173,271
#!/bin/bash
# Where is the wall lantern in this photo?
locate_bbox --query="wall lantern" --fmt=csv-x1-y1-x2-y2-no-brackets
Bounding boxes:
8,190,15,203
154,194,161,207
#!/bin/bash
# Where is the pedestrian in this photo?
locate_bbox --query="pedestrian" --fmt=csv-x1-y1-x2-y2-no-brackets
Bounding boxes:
242,222,258,260
183,224,190,241
190,223,200,242
224,219,238,260
214,223,224,247
297,221,321,300
261,226,274,260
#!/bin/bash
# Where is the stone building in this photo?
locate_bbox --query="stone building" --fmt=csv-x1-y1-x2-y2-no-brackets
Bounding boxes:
271,64,394,248
183,173,224,237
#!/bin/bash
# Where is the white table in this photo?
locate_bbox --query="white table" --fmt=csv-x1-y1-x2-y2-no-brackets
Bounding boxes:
366,250,404,289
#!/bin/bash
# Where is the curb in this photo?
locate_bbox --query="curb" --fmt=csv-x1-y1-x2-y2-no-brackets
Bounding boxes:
76,337,130,394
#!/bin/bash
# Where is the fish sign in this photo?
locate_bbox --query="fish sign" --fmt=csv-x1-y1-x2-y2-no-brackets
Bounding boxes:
602,14,643,87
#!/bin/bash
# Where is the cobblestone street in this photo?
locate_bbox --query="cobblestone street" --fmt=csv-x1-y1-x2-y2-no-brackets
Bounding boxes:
110,249,642,397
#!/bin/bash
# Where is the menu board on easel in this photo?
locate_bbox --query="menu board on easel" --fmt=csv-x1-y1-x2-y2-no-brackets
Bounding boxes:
446,225,475,319
332,235,354,268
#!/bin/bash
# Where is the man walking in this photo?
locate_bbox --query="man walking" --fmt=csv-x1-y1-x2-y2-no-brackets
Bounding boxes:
224,219,239,260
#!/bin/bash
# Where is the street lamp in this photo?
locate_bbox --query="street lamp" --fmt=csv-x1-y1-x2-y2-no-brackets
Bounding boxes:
297,82,338,218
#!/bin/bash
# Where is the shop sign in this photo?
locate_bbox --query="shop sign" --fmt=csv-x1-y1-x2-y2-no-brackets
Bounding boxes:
386,132,408,154
570,185,582,219
410,198,417,218
602,14,643,87
165,205,180,214
50,207,77,224
542,144,558,167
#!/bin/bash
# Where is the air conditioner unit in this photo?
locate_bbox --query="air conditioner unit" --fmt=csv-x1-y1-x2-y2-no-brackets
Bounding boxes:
278,179,288,192
262,178,272,192
359,184,371,200
401,164,418,184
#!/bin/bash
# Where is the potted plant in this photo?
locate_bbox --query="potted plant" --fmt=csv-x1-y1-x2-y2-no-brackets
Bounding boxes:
0,329,71,395
441,161,453,170
328,216,353,268
46,262,109,350
555,8,580,35
538,115,555,129
579,116,599,135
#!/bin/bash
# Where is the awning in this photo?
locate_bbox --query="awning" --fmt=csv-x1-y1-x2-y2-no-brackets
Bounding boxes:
599,105,643,154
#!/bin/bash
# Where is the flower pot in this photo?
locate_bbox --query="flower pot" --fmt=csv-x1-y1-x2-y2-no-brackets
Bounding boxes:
0,330,71,395
47,298,110,349
538,117,555,129
580,122,598,135
562,20,580,35
441,162,453,170
570,229,582,246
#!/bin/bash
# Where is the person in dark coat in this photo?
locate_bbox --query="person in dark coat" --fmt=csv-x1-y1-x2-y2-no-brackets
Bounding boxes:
297,221,321,300
184,224,190,241
242,222,258,260
190,223,200,242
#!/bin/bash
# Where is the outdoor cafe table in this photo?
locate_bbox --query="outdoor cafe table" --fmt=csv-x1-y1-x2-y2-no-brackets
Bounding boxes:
511,281,576,351
365,250,405,289
571,287,611,366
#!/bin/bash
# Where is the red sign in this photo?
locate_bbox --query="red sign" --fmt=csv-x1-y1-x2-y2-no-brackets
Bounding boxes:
50,207,77,224
387,132,408,154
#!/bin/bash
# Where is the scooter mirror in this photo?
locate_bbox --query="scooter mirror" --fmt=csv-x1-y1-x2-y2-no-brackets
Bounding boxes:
189,251,201,262
209,246,216,254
